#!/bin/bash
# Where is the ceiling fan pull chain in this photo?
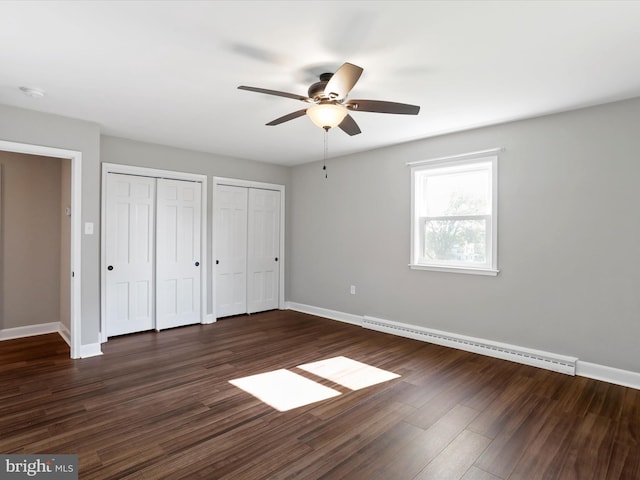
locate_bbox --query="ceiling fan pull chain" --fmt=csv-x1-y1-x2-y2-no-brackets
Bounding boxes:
323,126,329,179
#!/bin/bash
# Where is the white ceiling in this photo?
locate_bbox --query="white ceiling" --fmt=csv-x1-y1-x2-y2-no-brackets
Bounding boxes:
1,1,640,166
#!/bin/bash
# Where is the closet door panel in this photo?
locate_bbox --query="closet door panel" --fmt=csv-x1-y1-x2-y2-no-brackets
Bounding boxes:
105,173,155,337
215,185,248,317
247,188,280,313
156,179,202,329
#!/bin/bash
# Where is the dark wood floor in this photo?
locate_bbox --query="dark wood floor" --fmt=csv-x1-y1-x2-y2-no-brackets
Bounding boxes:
1,310,639,479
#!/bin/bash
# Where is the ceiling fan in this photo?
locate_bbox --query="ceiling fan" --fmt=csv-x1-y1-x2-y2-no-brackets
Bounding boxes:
238,62,420,135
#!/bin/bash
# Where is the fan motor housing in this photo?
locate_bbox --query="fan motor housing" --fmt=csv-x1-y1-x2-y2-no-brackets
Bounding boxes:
308,73,334,100
307,81,327,100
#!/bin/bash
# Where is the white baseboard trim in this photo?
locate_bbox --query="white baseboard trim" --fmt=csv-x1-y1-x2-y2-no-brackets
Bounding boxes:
286,302,640,389
58,323,71,347
202,314,217,325
286,302,362,326
576,361,640,390
0,322,102,358
0,322,60,341
0,321,101,358
79,343,103,358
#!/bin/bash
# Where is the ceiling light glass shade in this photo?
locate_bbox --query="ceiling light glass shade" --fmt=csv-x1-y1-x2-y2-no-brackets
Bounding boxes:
306,103,348,129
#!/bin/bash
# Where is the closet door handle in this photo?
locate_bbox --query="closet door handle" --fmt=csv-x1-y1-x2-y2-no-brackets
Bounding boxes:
275,257,278,262
107,265,114,271
216,260,219,265
195,261,200,267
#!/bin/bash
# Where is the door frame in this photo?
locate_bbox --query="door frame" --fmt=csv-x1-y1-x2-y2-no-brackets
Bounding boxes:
100,163,208,343
213,177,285,317
0,140,83,359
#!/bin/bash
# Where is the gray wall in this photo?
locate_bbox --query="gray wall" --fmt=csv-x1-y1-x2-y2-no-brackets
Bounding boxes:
0,104,101,345
100,135,291,316
289,97,640,373
0,152,62,329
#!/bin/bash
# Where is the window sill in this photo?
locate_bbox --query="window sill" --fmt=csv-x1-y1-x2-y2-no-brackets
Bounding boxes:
408,264,500,276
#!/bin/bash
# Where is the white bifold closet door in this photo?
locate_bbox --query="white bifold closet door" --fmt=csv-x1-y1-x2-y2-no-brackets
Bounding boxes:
215,185,280,318
105,173,156,337
105,174,202,337
215,185,248,317
247,188,280,313
156,178,202,330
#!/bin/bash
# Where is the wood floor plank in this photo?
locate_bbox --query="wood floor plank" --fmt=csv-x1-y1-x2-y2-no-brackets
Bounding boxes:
1,310,639,479
269,401,417,479
460,466,503,480
413,429,492,480
467,372,540,439
606,417,640,479
317,421,424,480
369,404,481,480
554,412,618,480
507,412,581,480
473,393,554,478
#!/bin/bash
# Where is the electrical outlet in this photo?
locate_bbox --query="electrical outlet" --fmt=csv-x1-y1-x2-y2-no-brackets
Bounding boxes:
350,285,356,295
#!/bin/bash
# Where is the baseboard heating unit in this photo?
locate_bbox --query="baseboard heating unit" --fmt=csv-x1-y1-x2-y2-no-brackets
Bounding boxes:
362,315,577,375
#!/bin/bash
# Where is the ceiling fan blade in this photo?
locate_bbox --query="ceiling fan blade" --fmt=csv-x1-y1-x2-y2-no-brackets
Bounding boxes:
324,62,363,100
238,85,312,103
346,99,420,115
266,109,308,126
338,114,361,136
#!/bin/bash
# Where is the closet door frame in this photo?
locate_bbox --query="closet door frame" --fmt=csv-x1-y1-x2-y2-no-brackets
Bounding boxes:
213,177,285,317
100,163,209,343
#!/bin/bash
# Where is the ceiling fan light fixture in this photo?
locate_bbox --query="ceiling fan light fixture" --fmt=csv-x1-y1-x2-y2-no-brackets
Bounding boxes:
306,103,348,129
239,62,419,136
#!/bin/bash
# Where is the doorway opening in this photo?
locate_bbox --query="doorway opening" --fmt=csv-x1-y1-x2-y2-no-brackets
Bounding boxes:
0,140,82,359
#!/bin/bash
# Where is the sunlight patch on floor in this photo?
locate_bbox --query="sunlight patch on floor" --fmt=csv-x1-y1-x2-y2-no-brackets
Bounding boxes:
229,368,341,412
297,356,401,390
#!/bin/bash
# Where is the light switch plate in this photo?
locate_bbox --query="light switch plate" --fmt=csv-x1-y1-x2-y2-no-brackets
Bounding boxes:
84,222,94,235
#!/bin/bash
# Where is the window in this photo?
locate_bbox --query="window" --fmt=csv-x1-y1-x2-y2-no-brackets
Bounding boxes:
410,151,499,275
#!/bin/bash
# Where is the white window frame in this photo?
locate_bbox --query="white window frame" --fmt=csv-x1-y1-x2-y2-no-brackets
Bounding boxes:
408,148,501,276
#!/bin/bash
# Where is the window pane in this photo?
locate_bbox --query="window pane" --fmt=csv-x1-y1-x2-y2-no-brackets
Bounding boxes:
422,168,490,217
423,218,487,264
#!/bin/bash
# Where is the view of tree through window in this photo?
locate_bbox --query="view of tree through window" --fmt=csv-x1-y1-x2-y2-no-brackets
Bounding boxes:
424,192,488,264
425,218,486,263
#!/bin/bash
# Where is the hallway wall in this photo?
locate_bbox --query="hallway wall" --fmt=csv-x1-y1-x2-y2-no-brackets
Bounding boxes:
0,151,63,329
